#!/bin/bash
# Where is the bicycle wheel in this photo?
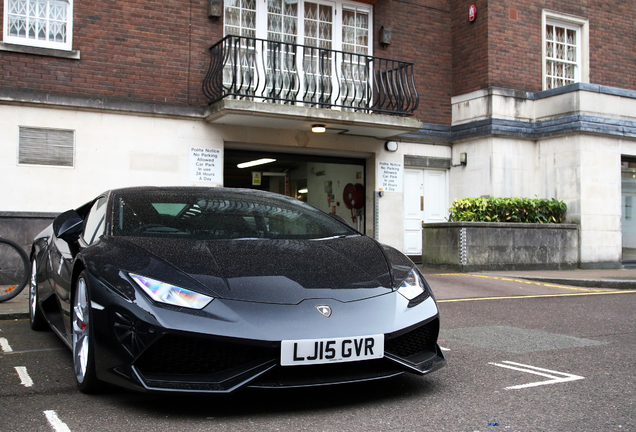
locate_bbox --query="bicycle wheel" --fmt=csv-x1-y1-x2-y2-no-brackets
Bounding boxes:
0,237,30,303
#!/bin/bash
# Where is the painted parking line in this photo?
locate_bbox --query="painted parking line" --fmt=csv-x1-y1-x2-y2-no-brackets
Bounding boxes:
0,337,13,352
437,289,636,303
14,366,34,387
4,347,66,355
489,361,584,390
430,273,606,292
44,411,72,432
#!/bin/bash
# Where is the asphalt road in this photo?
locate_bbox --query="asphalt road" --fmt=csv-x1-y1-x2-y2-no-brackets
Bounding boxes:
1,274,635,432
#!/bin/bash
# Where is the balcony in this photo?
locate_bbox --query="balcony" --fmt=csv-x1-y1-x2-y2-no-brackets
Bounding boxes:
202,35,422,138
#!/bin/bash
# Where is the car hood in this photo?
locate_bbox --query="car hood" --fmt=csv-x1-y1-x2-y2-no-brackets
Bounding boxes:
114,235,395,304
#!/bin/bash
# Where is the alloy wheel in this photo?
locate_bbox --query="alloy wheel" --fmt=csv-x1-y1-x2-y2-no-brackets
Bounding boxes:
72,277,90,384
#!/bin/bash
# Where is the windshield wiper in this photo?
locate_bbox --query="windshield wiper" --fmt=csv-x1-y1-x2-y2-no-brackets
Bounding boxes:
309,234,358,241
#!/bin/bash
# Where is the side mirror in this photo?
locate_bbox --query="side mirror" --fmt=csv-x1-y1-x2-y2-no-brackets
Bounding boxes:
53,210,84,242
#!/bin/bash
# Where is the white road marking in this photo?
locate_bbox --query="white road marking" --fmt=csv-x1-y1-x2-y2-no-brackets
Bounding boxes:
14,366,34,387
44,410,72,432
0,337,13,352
440,346,450,351
5,347,66,355
489,361,584,390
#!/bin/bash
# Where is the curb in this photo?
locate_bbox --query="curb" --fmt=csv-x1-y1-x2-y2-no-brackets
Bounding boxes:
507,276,636,290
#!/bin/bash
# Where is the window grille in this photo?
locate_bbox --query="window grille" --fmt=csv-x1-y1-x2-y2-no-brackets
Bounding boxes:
18,126,75,167
4,0,73,50
341,8,370,110
545,22,578,90
542,11,588,91
221,0,373,108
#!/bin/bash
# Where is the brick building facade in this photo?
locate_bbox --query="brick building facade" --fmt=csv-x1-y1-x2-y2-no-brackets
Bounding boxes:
2,0,636,267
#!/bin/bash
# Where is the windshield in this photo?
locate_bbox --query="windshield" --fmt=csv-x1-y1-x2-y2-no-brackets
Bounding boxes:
111,189,359,240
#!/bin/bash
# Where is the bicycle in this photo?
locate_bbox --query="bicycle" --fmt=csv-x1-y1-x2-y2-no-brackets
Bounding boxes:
0,236,30,303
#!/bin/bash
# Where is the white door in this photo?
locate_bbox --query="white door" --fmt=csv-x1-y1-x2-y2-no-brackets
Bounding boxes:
403,168,448,255
423,170,448,223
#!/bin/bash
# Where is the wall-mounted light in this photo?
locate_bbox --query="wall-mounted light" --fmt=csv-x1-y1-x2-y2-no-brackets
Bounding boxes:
379,26,392,47
451,152,468,167
311,124,326,133
237,158,276,169
207,0,222,18
385,141,398,152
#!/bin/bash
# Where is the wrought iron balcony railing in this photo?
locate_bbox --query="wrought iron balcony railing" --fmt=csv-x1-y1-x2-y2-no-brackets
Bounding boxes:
203,35,419,116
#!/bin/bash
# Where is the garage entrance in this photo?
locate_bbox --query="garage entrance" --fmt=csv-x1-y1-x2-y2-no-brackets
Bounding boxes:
224,150,366,231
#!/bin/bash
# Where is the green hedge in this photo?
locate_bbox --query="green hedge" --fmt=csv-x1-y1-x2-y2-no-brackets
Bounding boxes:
447,197,567,223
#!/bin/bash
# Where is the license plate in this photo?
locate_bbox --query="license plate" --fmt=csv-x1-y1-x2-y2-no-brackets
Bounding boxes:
281,335,384,366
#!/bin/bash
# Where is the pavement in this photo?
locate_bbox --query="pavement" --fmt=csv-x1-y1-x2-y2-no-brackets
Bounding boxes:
2,267,636,321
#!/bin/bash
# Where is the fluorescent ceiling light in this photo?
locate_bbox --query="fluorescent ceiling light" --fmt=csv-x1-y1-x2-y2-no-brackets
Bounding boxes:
311,124,326,133
298,188,308,194
237,158,276,169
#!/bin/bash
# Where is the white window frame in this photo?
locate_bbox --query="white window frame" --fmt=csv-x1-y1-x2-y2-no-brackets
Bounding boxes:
223,0,372,107
224,0,373,53
3,0,74,51
542,10,588,91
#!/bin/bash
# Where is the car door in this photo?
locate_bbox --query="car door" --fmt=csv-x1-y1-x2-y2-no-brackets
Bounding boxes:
53,196,108,338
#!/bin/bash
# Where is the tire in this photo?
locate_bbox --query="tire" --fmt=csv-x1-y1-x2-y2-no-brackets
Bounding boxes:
72,271,102,393
0,238,29,303
29,259,47,331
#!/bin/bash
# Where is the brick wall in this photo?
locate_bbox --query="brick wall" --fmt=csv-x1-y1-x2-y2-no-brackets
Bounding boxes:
7,1,630,124
0,0,223,106
451,0,489,97
453,0,636,96
0,0,454,125
374,0,453,124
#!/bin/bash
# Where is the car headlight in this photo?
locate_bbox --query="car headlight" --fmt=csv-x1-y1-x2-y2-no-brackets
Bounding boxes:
130,274,213,309
397,268,431,306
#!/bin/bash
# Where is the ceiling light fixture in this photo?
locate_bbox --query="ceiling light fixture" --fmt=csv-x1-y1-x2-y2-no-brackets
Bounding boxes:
237,158,276,169
311,124,326,133
298,188,308,194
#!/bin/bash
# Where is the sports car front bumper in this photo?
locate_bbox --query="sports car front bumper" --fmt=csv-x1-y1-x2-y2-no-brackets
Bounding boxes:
90,277,446,393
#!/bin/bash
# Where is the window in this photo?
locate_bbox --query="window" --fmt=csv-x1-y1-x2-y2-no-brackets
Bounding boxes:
83,198,107,245
4,0,73,51
112,190,357,240
18,126,75,167
222,0,372,107
224,0,372,54
542,10,588,91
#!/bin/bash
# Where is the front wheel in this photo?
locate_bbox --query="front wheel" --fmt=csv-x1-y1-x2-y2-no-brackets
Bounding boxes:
29,259,47,331
72,271,102,393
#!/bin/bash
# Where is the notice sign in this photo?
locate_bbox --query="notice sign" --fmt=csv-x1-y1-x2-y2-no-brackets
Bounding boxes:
377,161,403,193
252,172,262,186
190,147,222,183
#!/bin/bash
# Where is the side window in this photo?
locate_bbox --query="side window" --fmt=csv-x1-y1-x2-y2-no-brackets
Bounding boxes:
82,197,107,245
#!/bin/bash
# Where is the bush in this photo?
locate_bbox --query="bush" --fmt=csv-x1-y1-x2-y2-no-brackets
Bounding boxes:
447,197,567,224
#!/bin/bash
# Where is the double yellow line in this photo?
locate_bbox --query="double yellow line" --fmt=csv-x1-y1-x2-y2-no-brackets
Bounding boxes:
427,273,636,303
